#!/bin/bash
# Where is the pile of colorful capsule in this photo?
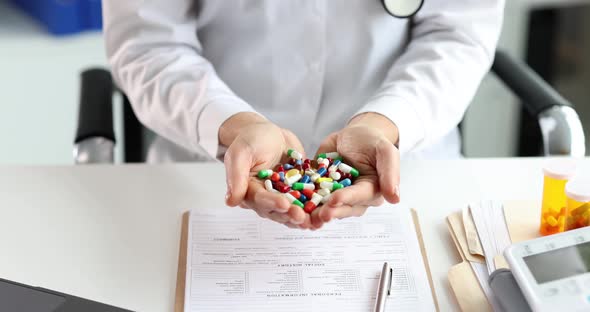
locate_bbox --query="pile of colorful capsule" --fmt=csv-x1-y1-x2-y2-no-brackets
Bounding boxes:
257,149,359,214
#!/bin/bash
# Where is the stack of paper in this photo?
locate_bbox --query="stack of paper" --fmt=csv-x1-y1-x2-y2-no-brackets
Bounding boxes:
447,200,544,311
182,205,437,312
446,201,513,311
469,201,512,274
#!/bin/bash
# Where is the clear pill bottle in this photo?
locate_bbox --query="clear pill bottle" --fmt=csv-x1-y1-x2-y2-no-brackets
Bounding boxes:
565,180,590,231
539,161,577,236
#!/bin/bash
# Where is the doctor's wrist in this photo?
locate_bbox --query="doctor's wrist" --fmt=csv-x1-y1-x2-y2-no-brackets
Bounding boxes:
219,112,269,147
348,112,400,146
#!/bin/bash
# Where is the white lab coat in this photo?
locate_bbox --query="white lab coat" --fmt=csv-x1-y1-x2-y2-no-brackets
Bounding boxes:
103,0,504,162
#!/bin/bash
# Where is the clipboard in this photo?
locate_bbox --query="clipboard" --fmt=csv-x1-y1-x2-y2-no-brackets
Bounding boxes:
174,209,440,312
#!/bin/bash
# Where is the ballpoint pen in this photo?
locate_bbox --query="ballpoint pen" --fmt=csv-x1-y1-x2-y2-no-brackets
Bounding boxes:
374,262,392,312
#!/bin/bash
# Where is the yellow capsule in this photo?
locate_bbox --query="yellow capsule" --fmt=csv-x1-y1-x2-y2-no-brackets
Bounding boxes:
316,177,333,183
549,205,562,215
546,215,558,227
558,216,566,231
286,169,300,178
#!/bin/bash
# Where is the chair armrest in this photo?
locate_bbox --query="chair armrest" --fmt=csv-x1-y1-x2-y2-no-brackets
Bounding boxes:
73,68,116,164
491,50,586,157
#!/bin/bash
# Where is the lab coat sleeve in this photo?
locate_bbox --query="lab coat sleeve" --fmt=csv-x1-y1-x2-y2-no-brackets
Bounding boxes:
354,0,505,155
103,0,258,160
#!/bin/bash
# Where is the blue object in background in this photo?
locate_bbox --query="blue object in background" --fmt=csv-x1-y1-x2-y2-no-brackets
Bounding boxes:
10,0,102,36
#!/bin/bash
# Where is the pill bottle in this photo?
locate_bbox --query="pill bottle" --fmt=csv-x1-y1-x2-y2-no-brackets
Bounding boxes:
539,161,577,236
565,180,590,231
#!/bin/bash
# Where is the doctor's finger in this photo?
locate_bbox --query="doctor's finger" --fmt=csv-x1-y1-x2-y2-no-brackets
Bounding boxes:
244,180,291,213
318,204,370,223
285,205,310,227
325,179,381,209
314,133,338,158
376,140,400,204
281,129,307,159
224,140,253,207
266,210,292,224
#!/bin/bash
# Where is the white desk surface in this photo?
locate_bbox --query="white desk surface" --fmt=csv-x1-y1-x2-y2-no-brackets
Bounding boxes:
1,158,589,311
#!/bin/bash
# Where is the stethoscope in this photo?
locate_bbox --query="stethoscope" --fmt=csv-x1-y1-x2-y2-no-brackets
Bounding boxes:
381,0,424,18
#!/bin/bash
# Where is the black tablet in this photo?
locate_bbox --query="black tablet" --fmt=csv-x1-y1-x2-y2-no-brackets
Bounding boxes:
0,278,133,312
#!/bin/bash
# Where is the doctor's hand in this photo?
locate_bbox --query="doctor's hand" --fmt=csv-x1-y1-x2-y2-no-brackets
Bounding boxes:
310,113,401,229
220,112,312,229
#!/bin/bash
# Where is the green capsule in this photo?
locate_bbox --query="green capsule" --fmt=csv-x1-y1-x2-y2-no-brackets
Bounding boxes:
257,169,273,179
318,152,340,159
293,199,304,208
350,168,360,178
287,149,303,160
292,182,314,191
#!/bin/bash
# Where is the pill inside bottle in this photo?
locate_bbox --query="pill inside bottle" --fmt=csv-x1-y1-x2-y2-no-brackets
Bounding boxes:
565,180,590,231
539,161,577,236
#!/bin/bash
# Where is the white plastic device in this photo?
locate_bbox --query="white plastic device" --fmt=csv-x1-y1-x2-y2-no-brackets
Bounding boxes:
505,226,590,312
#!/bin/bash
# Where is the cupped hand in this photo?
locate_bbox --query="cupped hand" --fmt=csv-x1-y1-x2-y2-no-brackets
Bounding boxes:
310,113,401,229
220,113,311,229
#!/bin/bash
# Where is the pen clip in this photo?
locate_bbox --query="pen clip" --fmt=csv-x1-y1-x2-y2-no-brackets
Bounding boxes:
386,268,393,296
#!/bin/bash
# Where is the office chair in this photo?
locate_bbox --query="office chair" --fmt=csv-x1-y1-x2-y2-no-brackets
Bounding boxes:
73,50,586,164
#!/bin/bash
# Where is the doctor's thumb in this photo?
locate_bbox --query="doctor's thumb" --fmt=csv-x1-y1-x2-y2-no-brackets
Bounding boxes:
223,140,252,207
376,140,400,204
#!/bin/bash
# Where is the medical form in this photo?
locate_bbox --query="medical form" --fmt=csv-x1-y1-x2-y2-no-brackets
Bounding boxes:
183,205,436,311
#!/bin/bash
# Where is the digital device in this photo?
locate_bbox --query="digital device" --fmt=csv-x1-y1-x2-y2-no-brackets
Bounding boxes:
505,226,590,312
0,278,132,312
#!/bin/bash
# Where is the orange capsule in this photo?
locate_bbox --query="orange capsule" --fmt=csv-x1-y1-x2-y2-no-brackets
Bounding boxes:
270,172,280,182
304,201,317,214
301,189,314,199
289,191,301,199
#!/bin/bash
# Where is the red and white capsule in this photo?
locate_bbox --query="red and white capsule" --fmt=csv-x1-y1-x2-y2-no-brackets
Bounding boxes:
303,193,323,213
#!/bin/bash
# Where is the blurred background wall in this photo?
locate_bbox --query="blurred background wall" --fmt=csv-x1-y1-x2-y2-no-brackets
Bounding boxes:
0,0,588,164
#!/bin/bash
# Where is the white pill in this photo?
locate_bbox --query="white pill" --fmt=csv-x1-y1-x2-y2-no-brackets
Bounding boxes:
325,152,340,159
264,179,274,191
285,174,301,186
284,193,298,202
320,181,334,190
330,171,341,181
311,193,323,205
310,173,321,182
289,150,303,160
338,163,353,173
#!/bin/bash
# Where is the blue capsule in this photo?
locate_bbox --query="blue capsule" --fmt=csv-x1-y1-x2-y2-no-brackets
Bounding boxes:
299,194,308,203
284,164,294,170
279,171,285,182
295,159,303,166
300,175,311,184
340,178,352,187
317,167,327,177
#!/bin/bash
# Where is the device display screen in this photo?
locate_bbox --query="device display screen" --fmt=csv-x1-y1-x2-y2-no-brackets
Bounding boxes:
0,280,66,312
524,241,590,284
